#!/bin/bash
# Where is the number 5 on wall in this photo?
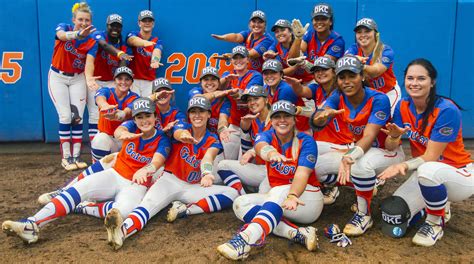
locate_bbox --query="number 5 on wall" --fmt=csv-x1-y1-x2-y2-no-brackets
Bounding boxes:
0,52,23,84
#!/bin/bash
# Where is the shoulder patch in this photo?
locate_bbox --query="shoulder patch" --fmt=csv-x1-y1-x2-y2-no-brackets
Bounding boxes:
382,56,390,63
331,45,341,53
439,127,454,136
375,111,387,121
306,154,316,163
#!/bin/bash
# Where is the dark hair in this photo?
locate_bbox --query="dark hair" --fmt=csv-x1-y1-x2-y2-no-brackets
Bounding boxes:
404,58,463,135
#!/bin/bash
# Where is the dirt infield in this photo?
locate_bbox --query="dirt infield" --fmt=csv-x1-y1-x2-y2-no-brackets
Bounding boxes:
1,147,473,263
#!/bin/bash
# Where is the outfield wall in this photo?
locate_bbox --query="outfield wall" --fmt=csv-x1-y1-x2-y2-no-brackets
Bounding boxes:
0,0,473,141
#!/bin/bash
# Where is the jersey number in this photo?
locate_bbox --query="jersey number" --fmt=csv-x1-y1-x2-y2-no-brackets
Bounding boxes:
0,51,23,84
332,118,340,132
372,78,385,89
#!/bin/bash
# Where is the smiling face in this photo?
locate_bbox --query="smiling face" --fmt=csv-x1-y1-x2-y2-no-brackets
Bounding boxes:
200,75,220,93
134,112,156,133
188,108,210,129
73,11,92,31
139,18,154,33
114,74,133,93
249,17,265,35
404,64,433,101
155,88,173,107
355,27,376,48
263,70,282,86
273,27,292,44
247,96,267,114
312,16,332,34
313,67,335,85
231,55,248,71
107,22,122,38
337,71,364,97
271,112,295,136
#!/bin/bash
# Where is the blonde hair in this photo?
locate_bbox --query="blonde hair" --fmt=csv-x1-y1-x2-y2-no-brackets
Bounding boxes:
371,32,384,63
72,2,92,17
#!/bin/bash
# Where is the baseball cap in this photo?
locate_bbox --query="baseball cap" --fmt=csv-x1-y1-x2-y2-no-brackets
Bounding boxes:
231,45,249,58
114,66,133,80
354,18,378,32
270,100,296,118
335,55,364,75
310,56,336,72
241,85,268,102
380,196,411,238
271,19,291,32
106,14,123,25
200,66,220,80
262,59,283,73
138,10,154,21
311,3,333,18
187,96,211,112
132,97,155,117
152,77,173,93
250,10,266,22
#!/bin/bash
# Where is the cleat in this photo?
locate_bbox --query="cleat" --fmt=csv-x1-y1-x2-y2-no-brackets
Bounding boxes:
62,157,78,171
290,226,319,251
2,219,39,244
412,221,444,247
166,201,188,223
343,211,373,236
322,186,339,205
104,208,124,250
37,189,63,205
73,157,88,169
444,202,451,223
217,233,251,260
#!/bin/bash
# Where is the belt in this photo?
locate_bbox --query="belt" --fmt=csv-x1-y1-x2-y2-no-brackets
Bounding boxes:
51,66,76,77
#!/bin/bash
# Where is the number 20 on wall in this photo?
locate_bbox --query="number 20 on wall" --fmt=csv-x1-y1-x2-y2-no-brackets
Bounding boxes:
0,52,23,84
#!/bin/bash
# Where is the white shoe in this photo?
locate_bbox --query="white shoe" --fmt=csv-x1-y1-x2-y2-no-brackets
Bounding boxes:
343,212,373,236
290,226,319,251
61,158,78,171
72,157,88,169
412,221,444,247
373,178,385,196
37,189,63,205
217,233,251,260
322,186,339,205
166,201,188,223
444,202,452,223
2,219,39,244
104,208,124,250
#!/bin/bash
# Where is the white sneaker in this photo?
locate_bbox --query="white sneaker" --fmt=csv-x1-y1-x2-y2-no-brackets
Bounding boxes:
322,186,339,205
2,219,39,244
37,189,63,205
166,201,188,223
343,212,373,236
73,157,88,169
412,221,444,247
61,158,78,171
217,233,251,260
290,226,319,251
444,202,452,223
104,208,124,250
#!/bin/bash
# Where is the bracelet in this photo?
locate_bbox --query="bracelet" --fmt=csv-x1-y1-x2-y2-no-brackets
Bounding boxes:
152,56,161,62
217,126,227,134
117,51,125,58
287,193,298,199
65,31,78,40
403,157,425,171
260,145,277,160
200,161,213,176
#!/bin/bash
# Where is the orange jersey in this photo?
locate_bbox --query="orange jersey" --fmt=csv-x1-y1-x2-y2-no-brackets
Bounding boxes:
394,97,472,168
255,130,320,188
346,43,397,94
269,42,314,83
241,118,273,165
91,31,127,81
164,125,223,184
95,88,139,135
240,30,274,72
222,70,263,126
113,121,171,182
325,88,390,148
126,31,163,80
303,29,345,62
51,23,97,73
309,84,353,144
154,105,186,131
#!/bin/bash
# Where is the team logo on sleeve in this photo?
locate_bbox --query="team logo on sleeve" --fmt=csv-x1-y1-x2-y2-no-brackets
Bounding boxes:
331,45,341,53
375,111,387,120
307,154,316,163
382,56,390,63
439,127,454,136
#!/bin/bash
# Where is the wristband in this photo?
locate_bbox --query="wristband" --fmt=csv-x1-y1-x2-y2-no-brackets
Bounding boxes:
287,193,298,199
143,163,157,174
116,110,126,121
403,157,425,171
217,126,227,134
296,106,315,117
342,146,364,162
200,161,213,176
65,31,78,40
260,145,277,160
301,60,314,73
117,51,125,58
152,56,161,63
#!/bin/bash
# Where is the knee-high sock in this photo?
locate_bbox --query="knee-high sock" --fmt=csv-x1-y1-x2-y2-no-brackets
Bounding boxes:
59,123,72,158
64,159,105,189
88,123,98,142
272,218,299,239
31,187,81,227
75,201,114,219
71,124,83,158
122,206,151,239
242,201,283,244
187,194,234,215
217,170,246,195
419,183,447,219
352,175,376,214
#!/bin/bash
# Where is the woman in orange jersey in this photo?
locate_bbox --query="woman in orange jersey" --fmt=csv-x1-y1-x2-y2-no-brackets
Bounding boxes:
101,96,238,251
377,58,473,247
345,18,400,116
48,2,97,171
2,98,171,245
